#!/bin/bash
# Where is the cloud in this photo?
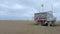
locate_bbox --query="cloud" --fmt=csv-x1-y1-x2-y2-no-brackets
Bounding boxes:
9,3,28,9
0,11,8,16
14,8,38,17
0,0,60,20
0,4,8,8
53,2,60,8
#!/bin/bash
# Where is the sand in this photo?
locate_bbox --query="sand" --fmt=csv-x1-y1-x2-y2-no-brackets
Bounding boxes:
0,20,60,34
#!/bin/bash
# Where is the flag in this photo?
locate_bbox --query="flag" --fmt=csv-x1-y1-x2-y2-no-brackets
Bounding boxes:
41,4,44,7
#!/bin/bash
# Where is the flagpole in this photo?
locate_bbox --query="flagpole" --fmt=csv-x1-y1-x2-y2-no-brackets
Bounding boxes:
41,3,44,12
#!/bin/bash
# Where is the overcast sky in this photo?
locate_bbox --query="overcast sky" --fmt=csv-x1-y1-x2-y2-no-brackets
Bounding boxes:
0,0,60,20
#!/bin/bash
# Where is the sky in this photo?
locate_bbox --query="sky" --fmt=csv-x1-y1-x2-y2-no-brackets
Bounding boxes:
0,0,60,20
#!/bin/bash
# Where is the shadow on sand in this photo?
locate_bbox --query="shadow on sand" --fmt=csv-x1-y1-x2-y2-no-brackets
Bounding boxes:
29,23,60,27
